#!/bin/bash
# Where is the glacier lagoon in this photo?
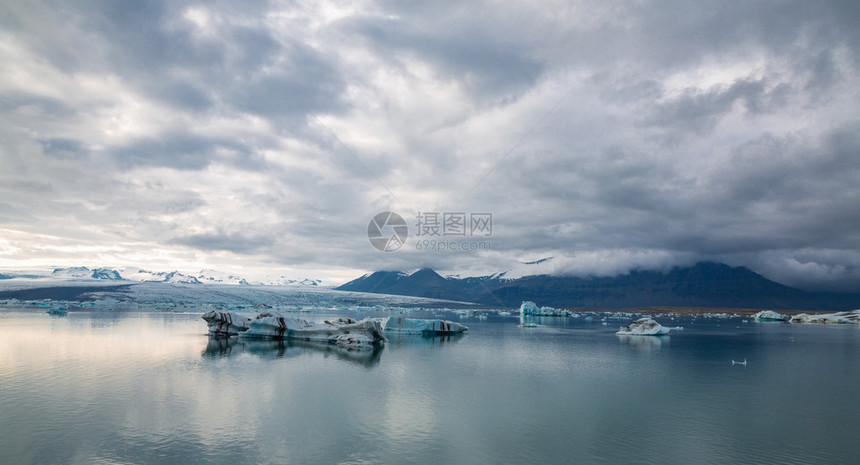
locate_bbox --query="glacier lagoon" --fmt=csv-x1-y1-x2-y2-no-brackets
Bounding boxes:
1,306,859,464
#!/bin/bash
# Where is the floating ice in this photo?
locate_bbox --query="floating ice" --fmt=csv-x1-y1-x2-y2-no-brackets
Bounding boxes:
753,310,789,322
380,316,468,335
240,313,386,350
46,307,67,315
616,318,671,336
201,310,253,336
789,310,860,325
519,301,570,317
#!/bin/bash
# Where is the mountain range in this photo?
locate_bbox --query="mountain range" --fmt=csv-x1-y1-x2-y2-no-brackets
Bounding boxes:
0,267,322,287
337,262,860,311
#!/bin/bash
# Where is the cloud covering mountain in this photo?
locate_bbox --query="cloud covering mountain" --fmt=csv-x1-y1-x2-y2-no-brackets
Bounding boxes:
1,1,859,290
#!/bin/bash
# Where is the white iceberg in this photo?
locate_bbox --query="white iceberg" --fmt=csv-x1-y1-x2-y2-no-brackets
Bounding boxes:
201,310,253,336
380,316,468,335
240,313,386,350
616,318,671,336
753,310,790,322
519,301,570,317
789,310,860,325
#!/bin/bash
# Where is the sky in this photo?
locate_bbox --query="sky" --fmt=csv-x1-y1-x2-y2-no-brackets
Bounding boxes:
1,0,859,290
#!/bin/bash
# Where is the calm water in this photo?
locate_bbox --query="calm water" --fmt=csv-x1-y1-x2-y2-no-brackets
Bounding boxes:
1,308,858,464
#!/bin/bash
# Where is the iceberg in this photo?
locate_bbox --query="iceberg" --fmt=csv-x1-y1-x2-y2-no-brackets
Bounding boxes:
519,301,570,317
616,318,671,336
753,310,790,322
46,307,68,315
789,310,860,325
240,313,386,350
201,310,253,336
380,316,468,335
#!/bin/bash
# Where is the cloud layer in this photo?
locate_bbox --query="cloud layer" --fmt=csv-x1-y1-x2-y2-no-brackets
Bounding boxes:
1,0,858,289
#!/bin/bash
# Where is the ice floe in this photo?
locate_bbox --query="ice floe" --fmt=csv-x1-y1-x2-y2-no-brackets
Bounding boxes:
616,318,671,336
753,310,790,322
519,301,571,317
789,310,860,325
380,316,468,335
201,310,254,336
240,313,386,350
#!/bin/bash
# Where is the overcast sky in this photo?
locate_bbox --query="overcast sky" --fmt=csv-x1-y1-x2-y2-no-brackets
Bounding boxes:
1,0,859,289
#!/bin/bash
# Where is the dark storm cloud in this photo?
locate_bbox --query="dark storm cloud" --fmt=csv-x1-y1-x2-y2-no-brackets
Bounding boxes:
40,138,87,159
0,94,79,121
110,133,262,171
642,78,790,137
2,0,859,290
488,120,860,269
344,4,545,102
170,231,276,254
226,43,347,117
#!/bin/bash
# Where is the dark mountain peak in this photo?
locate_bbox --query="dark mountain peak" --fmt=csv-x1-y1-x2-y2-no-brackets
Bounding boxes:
91,268,124,280
409,268,444,280
682,261,750,274
336,262,859,310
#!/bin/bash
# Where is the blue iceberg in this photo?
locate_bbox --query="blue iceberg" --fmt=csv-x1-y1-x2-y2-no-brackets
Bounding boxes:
380,316,468,335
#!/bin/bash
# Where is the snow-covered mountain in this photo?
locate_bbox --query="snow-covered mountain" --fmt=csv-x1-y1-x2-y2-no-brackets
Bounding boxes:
52,267,125,280
337,262,860,310
258,275,322,286
443,257,557,280
491,257,557,280
116,268,200,284
193,270,322,286
13,266,322,287
195,269,249,285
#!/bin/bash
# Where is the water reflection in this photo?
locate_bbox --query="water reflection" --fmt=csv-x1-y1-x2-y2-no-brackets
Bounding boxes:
617,334,668,351
385,332,466,349
202,337,384,367
2,310,860,464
